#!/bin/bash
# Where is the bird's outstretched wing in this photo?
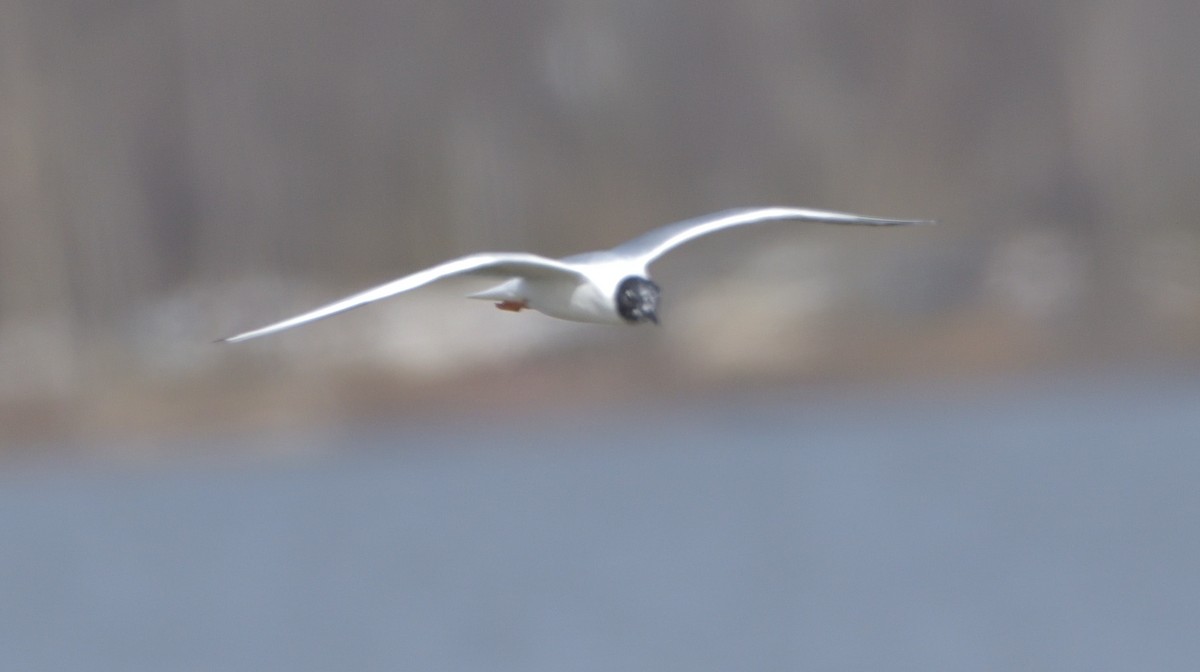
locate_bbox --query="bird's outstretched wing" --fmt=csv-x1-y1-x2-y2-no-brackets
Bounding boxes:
218,253,583,343
609,207,934,266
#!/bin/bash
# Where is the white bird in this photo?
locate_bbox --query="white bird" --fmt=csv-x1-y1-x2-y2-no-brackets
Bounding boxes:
218,206,933,343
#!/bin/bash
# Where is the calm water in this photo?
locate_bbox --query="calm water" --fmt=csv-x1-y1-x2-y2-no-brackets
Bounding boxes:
2,370,1198,670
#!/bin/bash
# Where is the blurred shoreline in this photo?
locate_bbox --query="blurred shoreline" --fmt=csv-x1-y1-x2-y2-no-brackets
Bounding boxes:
5,310,1193,458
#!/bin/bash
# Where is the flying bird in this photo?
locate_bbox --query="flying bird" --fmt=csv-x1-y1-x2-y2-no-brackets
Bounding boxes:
218,206,933,343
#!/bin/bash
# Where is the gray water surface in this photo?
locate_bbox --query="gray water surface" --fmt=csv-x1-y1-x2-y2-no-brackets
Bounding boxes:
2,371,1199,670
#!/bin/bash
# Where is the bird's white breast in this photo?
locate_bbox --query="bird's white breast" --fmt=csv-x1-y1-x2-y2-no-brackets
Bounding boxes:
528,253,643,325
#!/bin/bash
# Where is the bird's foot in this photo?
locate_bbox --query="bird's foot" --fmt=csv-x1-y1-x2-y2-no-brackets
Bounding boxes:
494,300,528,312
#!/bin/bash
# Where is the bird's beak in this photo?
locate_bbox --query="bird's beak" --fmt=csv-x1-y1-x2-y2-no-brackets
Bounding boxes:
647,312,659,325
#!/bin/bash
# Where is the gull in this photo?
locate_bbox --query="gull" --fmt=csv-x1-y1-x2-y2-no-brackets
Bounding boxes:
219,206,933,342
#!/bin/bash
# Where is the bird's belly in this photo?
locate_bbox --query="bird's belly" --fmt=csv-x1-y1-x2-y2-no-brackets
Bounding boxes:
526,280,625,325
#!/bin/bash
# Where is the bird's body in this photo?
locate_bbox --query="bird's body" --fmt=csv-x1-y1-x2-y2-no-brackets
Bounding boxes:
219,207,932,343
469,250,647,325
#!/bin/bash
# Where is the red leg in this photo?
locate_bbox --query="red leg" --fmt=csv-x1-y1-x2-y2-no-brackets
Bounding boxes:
494,300,527,312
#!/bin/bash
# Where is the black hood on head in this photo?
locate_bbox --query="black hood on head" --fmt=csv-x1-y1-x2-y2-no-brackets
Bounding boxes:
615,276,661,324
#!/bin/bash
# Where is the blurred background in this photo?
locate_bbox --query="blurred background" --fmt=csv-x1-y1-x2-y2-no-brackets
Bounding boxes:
1,0,1198,669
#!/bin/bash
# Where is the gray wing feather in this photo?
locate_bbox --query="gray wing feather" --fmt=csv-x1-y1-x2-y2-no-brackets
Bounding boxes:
219,253,582,343
610,207,935,266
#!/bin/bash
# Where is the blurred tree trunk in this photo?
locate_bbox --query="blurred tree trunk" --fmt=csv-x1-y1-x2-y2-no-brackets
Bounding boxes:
0,0,79,398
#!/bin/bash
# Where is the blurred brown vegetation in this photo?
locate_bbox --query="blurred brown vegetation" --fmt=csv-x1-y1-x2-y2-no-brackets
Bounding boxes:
1,0,1198,448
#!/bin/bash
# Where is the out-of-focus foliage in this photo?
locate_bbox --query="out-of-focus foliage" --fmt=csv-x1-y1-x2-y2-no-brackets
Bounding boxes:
1,0,1197,446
